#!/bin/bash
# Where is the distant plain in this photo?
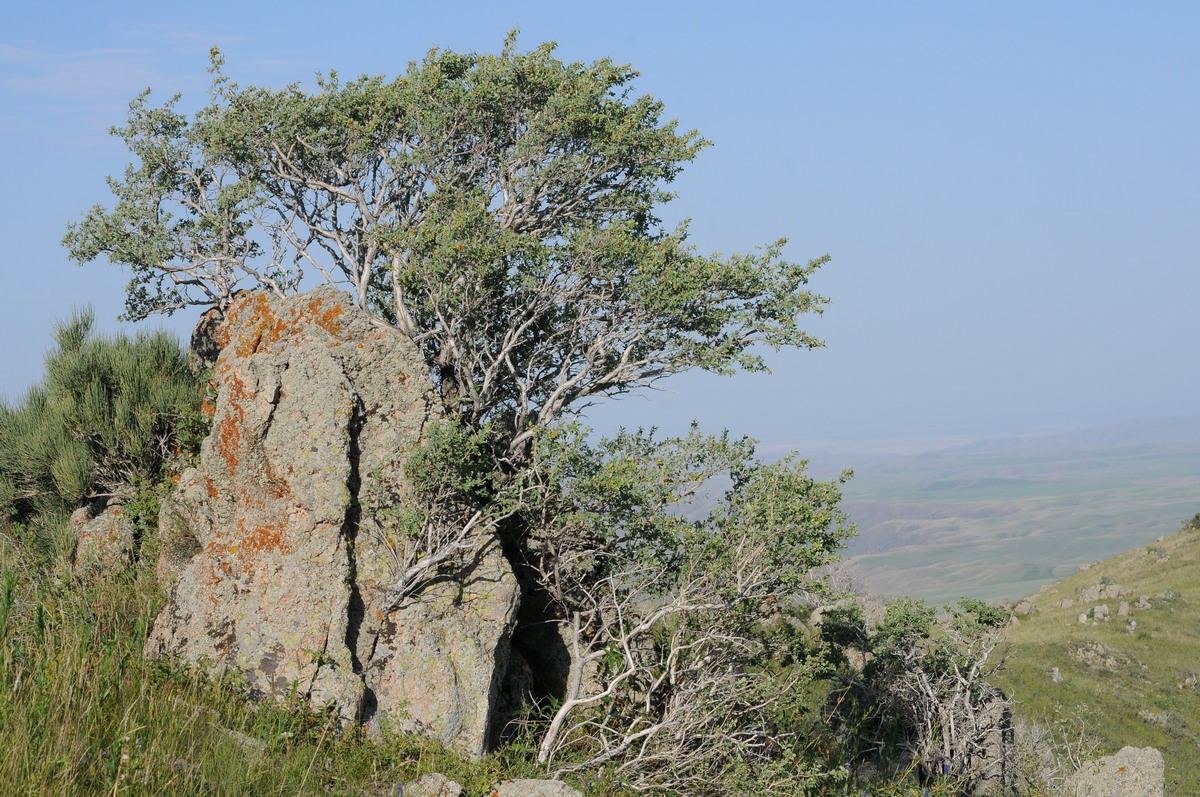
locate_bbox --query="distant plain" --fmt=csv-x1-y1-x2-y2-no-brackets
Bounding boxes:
796,416,1200,604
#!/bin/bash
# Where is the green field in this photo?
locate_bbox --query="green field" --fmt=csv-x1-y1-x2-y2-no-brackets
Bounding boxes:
809,422,1200,603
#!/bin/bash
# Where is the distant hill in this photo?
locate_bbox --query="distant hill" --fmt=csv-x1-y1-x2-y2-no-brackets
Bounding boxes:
994,519,1200,795
799,416,1200,603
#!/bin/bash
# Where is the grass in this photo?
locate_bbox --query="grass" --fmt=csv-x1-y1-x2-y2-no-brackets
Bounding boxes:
995,521,1200,796
0,522,562,797
10,493,1184,795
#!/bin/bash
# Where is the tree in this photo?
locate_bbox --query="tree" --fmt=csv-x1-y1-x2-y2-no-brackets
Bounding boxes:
64,34,830,465
65,36,849,793
504,423,852,791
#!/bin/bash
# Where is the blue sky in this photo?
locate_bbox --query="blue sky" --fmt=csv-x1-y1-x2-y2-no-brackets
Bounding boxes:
2,2,1198,447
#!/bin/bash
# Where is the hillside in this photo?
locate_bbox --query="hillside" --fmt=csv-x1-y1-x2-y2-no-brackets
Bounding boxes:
995,519,1200,795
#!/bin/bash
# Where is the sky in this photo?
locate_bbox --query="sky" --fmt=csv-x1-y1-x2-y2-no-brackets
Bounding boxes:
2,2,1198,450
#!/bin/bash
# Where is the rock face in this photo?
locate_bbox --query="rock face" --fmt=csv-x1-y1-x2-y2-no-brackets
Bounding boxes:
1066,746,1165,797
369,537,519,751
146,288,519,755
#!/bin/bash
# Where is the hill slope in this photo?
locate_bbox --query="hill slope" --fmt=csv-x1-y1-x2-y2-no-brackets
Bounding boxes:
995,520,1200,795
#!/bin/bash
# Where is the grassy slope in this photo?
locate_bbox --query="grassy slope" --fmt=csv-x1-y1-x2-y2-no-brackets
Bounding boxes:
994,524,1200,796
0,530,556,797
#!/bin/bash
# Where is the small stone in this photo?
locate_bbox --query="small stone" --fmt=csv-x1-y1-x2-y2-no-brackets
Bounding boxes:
402,773,465,797
71,500,136,575
491,780,583,797
1050,667,1064,683
1118,601,1130,617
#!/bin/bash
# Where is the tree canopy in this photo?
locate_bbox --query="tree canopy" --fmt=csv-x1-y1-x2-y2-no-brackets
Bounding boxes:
65,35,830,460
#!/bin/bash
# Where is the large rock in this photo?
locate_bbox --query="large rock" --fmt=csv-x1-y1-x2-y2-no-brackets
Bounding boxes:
1065,746,1164,797
71,499,135,574
146,288,519,754
368,535,519,755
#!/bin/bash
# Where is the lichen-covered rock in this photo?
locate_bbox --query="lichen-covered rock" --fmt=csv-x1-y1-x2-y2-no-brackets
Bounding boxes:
402,773,465,797
145,288,519,754
71,499,135,574
1066,746,1164,797
491,779,583,797
369,534,518,756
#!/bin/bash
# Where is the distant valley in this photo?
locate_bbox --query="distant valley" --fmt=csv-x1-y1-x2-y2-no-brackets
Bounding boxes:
794,416,1200,604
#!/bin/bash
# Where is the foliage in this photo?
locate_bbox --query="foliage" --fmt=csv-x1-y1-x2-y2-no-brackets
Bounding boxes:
64,34,830,464
0,308,202,529
501,422,854,793
818,596,1015,794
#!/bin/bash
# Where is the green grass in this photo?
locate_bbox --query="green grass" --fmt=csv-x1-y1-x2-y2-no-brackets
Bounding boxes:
995,523,1200,796
0,524,564,797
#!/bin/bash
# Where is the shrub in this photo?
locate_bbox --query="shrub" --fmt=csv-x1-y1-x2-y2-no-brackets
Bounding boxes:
0,308,202,531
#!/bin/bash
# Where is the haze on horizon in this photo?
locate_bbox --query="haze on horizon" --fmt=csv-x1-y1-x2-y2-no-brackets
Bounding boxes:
3,3,1197,449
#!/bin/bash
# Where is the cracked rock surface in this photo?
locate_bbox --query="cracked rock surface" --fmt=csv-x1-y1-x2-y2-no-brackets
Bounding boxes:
146,288,518,755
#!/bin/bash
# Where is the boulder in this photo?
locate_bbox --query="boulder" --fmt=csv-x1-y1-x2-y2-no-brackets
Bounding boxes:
403,773,465,797
368,535,518,756
1065,746,1164,797
145,288,519,755
71,499,135,574
490,780,583,797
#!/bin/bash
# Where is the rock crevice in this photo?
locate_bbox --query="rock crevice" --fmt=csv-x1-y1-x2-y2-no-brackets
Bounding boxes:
146,287,519,755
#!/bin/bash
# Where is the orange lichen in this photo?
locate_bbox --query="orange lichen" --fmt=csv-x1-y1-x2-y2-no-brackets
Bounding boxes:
237,519,286,558
220,293,351,360
232,293,278,357
216,371,250,475
309,296,345,337
204,476,219,498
